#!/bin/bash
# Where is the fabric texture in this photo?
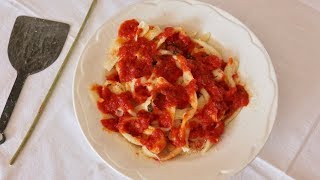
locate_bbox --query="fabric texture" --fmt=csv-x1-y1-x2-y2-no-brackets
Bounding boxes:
1,0,319,179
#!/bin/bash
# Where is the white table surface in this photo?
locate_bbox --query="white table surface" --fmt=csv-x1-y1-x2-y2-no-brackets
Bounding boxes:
1,0,320,179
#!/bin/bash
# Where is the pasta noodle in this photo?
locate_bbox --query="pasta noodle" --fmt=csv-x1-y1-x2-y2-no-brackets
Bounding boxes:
91,19,249,161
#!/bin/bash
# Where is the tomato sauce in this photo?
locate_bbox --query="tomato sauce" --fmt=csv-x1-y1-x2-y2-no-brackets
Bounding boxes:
189,53,223,90
188,121,205,140
153,84,190,109
95,85,134,114
158,27,175,39
93,19,250,155
141,129,167,153
154,55,182,84
133,85,150,104
118,19,139,39
106,72,120,81
153,107,172,128
188,121,206,150
118,37,157,82
169,127,186,147
101,118,119,132
118,112,151,136
205,121,224,143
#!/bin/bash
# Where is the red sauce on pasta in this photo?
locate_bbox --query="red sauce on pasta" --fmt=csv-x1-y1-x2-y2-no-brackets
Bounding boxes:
154,56,182,84
118,19,139,39
141,129,167,153
134,85,150,104
153,107,172,128
118,37,157,82
169,127,186,147
118,112,151,136
153,84,190,109
93,19,249,159
101,118,119,132
95,86,134,114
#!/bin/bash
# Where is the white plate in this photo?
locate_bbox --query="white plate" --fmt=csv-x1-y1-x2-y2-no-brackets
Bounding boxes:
73,0,278,179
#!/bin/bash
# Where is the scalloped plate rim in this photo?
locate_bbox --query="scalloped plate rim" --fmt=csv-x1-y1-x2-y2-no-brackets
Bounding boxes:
72,0,278,179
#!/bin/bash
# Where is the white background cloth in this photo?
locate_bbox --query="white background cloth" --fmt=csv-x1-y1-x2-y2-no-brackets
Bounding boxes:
1,0,320,179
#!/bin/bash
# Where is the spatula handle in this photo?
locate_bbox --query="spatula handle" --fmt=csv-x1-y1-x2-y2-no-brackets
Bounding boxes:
0,72,28,144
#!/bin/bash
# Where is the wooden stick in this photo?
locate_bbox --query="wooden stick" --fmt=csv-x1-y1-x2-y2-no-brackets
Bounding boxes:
9,0,97,165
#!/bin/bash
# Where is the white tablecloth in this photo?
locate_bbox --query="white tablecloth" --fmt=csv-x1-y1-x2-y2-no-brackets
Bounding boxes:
1,0,320,179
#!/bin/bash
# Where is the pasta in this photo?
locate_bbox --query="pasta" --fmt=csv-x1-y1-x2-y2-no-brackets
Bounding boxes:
91,19,249,161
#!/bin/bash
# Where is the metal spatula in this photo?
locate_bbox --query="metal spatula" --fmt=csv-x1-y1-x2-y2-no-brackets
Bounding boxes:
0,16,70,144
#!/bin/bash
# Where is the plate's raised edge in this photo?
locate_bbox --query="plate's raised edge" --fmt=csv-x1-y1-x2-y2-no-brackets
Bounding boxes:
72,1,144,178
72,0,279,179
184,0,278,176
205,2,279,176
72,43,132,178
